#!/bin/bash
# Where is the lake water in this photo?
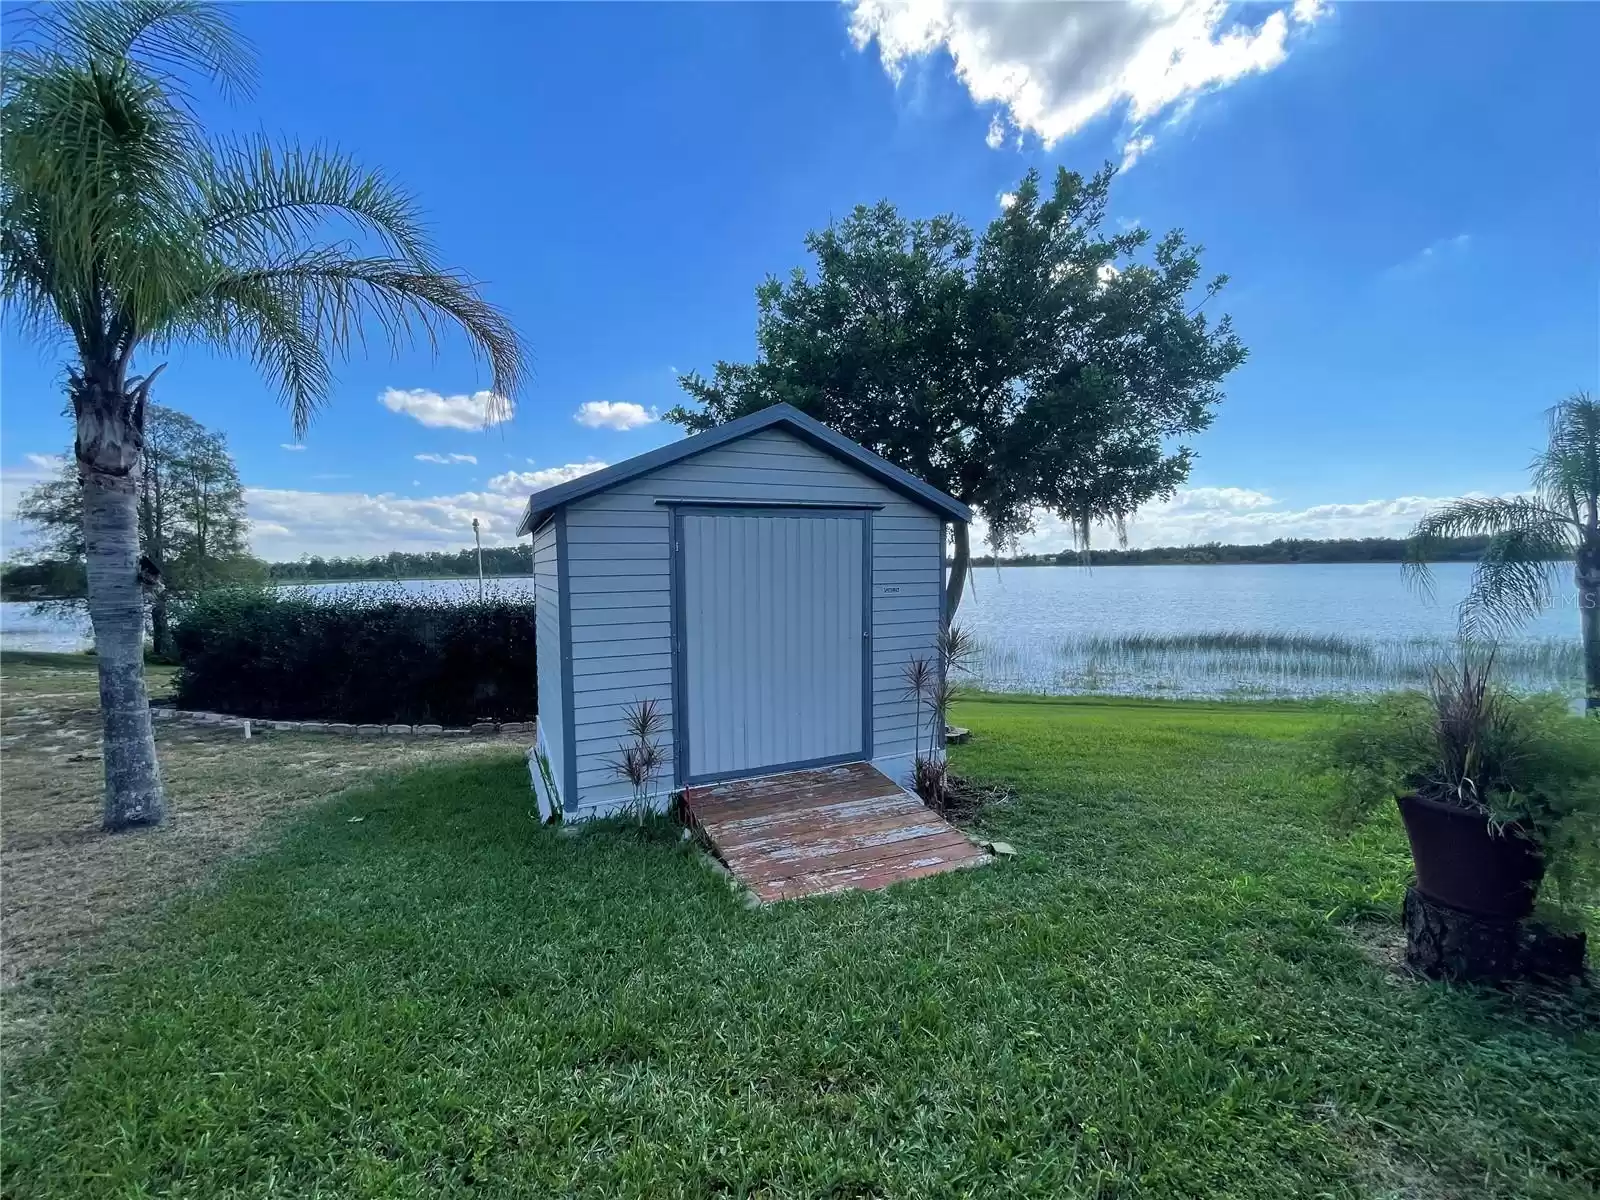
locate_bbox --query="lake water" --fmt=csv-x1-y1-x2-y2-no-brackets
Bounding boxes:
951,563,1579,698
2,563,1583,699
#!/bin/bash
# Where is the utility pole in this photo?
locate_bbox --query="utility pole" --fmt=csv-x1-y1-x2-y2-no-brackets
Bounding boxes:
472,517,484,602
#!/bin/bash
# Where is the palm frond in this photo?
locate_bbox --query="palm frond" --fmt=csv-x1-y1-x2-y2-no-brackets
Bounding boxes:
194,272,334,430
10,1,256,101
191,251,525,434
1404,495,1575,602
198,139,434,265
1534,391,1600,528
3,1,528,444
2,25,212,344
1456,523,1576,642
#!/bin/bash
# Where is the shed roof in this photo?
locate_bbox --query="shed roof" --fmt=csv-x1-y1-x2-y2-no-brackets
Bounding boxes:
516,403,971,535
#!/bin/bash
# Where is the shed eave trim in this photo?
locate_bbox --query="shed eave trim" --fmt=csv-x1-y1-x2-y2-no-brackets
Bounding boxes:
518,403,971,528
652,497,885,511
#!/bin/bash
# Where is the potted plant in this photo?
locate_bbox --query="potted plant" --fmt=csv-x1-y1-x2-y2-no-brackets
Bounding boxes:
1322,656,1600,942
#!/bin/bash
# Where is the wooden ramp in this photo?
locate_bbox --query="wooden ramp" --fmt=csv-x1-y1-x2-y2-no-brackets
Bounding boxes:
683,762,989,903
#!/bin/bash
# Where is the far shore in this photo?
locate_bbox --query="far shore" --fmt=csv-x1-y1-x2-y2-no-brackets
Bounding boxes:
2,556,1491,605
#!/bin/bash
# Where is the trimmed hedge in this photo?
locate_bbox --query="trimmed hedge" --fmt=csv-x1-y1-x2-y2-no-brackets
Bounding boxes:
171,587,535,725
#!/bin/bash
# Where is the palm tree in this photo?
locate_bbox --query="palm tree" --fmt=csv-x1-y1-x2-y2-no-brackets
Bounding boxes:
1406,392,1600,712
2,3,526,830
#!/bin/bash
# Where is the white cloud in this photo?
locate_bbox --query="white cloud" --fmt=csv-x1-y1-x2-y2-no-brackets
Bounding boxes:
247,487,528,559
1385,233,1472,280
24,453,67,473
237,465,1521,564
573,400,658,431
1120,132,1155,170
243,462,611,559
486,462,608,495
281,443,306,452
849,0,1322,149
1,454,69,556
985,115,1007,149
998,191,1018,210
974,486,1510,555
414,452,478,465
380,387,512,431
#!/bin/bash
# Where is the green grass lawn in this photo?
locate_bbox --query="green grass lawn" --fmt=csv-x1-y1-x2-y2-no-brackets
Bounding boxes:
3,697,1595,1198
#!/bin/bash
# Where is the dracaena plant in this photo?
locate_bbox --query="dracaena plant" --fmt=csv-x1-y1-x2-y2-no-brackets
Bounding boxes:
1,2,526,831
902,624,977,807
609,698,669,825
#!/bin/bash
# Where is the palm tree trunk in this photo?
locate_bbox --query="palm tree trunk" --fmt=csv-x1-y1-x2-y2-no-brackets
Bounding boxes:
76,357,166,831
944,521,971,625
1579,550,1600,714
82,466,165,829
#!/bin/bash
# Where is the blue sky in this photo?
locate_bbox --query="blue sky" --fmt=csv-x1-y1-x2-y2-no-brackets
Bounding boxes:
3,1,1597,558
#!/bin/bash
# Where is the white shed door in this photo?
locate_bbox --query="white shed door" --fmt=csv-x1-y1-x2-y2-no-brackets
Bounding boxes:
678,510,866,783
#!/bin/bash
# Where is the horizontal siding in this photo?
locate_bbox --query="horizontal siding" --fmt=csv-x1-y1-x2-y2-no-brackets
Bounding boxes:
570,589,674,613
574,716,675,749
871,503,943,763
875,572,943,589
570,602,670,627
571,621,664,644
532,520,565,803
576,643,668,672
561,426,947,812
560,522,670,545
574,682,678,712
575,638,670,663
873,631,942,652
566,540,669,562
567,572,667,596
579,665,674,692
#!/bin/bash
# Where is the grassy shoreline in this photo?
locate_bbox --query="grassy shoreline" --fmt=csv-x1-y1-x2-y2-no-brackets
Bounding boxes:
3,682,1594,1197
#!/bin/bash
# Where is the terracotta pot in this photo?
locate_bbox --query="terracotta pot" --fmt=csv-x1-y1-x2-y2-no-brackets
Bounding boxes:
1396,793,1544,919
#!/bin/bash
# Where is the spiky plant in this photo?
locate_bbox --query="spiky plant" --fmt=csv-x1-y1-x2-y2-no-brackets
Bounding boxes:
901,624,976,805
1,3,527,830
609,698,668,824
1406,393,1600,713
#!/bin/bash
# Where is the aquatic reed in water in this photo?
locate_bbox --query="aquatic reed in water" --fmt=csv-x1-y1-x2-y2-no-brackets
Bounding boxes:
968,630,1584,700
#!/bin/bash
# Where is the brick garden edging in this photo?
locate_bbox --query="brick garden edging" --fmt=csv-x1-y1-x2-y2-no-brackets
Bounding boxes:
149,706,532,738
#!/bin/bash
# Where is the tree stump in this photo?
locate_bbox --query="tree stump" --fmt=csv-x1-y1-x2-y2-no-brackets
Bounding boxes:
1519,922,1588,981
1404,887,1517,981
1403,887,1588,983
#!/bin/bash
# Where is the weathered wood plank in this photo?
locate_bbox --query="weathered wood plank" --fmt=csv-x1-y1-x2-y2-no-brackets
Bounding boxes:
715,802,942,855
755,850,988,902
731,830,977,885
697,789,921,838
684,761,989,902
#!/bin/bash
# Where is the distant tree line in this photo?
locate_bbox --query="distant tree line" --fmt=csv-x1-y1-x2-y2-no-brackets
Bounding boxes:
266,547,532,582
970,535,1500,568
7,533,1514,603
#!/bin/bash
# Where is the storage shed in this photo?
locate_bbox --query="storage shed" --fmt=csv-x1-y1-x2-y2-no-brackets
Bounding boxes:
518,403,970,821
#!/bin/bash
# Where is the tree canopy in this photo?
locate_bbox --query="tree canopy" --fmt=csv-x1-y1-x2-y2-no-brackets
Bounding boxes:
16,403,263,594
667,166,1247,617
